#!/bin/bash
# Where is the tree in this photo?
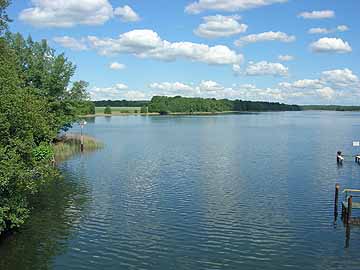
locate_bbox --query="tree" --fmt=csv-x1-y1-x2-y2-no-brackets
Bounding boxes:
0,2,93,234
104,106,112,114
69,81,90,101
0,38,57,233
147,96,300,113
140,106,148,113
0,0,11,34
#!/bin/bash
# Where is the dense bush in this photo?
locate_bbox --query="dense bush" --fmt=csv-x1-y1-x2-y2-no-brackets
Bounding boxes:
104,106,112,114
32,144,54,162
0,2,92,235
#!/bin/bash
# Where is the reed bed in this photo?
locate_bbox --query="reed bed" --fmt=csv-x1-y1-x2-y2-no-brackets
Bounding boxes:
53,133,103,161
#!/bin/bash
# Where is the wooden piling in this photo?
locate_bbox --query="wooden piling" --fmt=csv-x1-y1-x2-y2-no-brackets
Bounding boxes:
334,184,340,218
345,223,351,248
347,196,353,225
80,134,84,152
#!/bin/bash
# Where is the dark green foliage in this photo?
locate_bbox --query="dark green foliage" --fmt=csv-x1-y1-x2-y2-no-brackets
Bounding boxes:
94,100,149,107
301,105,360,111
233,100,300,112
75,101,95,115
0,38,57,233
0,5,91,234
104,106,112,114
148,96,232,113
69,80,90,101
140,106,148,113
147,96,300,113
0,0,11,34
32,144,54,162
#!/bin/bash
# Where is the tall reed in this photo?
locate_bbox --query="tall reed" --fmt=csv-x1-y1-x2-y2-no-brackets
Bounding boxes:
53,133,103,161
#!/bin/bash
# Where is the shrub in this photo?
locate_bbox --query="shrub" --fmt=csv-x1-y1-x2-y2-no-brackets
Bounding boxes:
140,106,148,113
104,106,112,114
32,143,54,161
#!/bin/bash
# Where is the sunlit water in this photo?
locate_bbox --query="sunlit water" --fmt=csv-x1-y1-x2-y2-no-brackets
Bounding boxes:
1,112,360,269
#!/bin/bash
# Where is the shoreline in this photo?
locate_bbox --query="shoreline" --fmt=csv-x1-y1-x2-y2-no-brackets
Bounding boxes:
81,109,360,118
80,111,279,117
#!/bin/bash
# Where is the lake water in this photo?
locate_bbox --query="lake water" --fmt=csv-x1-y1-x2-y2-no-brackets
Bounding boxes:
1,112,360,269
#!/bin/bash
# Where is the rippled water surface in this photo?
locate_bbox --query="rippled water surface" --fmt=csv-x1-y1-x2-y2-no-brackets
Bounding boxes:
2,112,360,269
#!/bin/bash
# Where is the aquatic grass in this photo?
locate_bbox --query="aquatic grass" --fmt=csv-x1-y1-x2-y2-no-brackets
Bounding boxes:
53,133,103,161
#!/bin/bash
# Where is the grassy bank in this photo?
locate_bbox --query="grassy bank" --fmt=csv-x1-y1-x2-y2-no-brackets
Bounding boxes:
53,133,103,161
95,107,142,114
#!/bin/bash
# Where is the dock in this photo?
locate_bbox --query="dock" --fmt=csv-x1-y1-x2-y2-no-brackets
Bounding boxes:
334,185,360,225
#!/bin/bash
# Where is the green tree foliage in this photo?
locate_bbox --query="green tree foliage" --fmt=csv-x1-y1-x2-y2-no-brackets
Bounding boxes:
301,105,360,111
104,106,112,114
147,96,300,113
69,80,95,115
0,38,57,233
148,96,233,114
0,0,11,34
0,5,93,234
140,106,148,113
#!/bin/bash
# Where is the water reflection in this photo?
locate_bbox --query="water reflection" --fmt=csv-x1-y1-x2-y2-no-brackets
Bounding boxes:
2,112,360,269
0,169,90,270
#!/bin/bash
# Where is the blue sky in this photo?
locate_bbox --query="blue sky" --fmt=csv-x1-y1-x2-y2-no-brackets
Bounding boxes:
7,0,360,105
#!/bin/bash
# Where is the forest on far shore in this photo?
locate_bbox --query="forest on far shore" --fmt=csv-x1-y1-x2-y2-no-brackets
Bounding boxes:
94,98,360,113
95,96,301,114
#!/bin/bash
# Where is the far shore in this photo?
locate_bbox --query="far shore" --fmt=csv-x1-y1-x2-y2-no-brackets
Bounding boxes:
79,111,255,117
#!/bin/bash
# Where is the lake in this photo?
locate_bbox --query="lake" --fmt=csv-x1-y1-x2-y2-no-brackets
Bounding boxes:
1,112,360,269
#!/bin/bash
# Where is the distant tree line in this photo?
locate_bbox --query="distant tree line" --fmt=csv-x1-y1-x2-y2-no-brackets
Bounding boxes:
95,99,360,113
145,96,300,114
94,100,149,107
301,105,360,111
0,1,93,235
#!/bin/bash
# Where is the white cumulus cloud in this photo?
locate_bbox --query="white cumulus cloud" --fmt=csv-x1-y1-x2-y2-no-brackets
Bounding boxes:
149,80,227,97
109,62,126,70
310,37,352,53
89,83,149,100
185,0,287,14
316,87,335,99
337,25,349,32
19,1,140,27
53,36,88,51
19,0,114,27
194,15,248,38
308,25,349,34
298,10,335,19
278,68,360,103
278,55,294,61
279,79,323,89
85,29,244,67
149,82,195,92
245,61,289,76
114,5,140,22
321,68,359,88
235,31,295,46
199,80,225,91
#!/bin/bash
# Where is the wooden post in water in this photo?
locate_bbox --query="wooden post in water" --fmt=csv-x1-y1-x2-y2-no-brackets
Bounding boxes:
334,183,340,218
80,135,84,152
80,120,87,153
345,223,351,248
347,196,353,225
